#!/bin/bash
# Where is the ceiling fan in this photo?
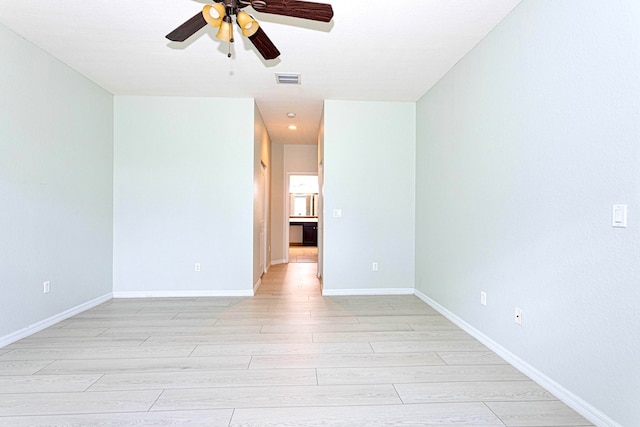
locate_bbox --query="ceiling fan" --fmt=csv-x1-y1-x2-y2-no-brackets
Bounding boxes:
166,0,334,60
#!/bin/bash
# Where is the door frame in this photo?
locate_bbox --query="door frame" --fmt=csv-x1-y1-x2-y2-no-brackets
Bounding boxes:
285,172,318,263
260,161,268,275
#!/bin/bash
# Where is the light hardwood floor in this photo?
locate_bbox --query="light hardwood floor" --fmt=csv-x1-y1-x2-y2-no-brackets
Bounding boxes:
0,263,592,426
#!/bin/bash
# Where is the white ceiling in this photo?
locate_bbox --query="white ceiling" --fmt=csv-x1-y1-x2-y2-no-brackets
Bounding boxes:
0,0,521,145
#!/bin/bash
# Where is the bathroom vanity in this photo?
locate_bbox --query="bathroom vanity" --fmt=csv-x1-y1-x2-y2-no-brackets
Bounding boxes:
289,217,318,246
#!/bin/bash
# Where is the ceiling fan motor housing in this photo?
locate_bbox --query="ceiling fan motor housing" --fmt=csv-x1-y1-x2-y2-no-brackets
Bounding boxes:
220,0,254,12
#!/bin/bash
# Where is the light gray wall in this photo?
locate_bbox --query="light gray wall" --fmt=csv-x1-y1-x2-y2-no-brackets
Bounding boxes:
324,100,416,294
415,1,640,425
0,23,113,341
113,96,255,296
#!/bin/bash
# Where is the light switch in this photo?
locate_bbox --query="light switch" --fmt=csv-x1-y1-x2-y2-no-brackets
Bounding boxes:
332,208,342,218
612,204,627,228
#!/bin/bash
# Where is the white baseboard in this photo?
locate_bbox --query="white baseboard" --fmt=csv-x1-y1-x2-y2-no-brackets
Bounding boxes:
413,289,620,427
112,290,253,298
253,278,262,295
0,293,112,348
323,288,414,296
270,259,286,265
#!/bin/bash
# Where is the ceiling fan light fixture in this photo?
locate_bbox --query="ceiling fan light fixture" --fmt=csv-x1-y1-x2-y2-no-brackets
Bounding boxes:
236,11,259,37
202,3,226,28
216,15,234,42
166,0,333,60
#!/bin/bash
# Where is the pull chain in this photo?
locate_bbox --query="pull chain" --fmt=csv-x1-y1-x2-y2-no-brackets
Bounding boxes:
227,26,234,58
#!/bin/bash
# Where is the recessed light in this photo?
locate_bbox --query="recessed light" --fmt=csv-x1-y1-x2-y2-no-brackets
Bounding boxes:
287,112,296,118
288,125,298,130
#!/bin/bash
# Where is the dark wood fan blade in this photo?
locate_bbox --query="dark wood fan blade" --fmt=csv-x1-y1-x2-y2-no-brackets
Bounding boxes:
256,0,333,22
166,11,208,42
248,27,281,60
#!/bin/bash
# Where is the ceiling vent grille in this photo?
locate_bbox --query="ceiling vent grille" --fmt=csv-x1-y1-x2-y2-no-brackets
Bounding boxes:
275,73,301,85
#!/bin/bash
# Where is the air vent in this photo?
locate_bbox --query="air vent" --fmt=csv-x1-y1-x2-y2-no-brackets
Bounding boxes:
275,73,301,85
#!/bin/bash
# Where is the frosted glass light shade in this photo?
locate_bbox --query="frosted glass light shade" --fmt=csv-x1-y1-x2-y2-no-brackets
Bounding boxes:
236,11,259,37
202,3,226,28
216,18,234,42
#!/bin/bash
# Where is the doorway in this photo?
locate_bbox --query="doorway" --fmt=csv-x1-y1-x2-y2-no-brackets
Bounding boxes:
287,174,319,264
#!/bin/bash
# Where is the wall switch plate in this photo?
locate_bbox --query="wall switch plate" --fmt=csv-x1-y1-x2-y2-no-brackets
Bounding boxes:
514,307,523,325
332,208,343,218
612,204,627,228
43,281,50,294
194,263,201,272
372,262,378,271
480,291,487,306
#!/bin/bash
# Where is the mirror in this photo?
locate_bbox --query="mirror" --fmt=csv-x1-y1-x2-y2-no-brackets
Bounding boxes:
289,175,319,218
290,194,318,217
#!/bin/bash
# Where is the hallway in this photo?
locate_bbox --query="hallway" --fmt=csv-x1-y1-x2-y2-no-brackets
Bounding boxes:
256,262,321,297
287,246,318,264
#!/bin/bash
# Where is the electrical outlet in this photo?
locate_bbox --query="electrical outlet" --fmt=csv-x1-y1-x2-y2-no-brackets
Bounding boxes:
43,281,50,294
480,291,487,306
514,307,523,325
372,262,378,271
195,263,201,272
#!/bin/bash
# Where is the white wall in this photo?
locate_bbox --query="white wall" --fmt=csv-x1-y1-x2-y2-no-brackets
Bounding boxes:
270,143,285,264
253,104,271,287
0,23,113,343
323,100,416,294
415,1,640,425
289,225,303,244
113,96,255,296
317,110,325,279
284,145,318,174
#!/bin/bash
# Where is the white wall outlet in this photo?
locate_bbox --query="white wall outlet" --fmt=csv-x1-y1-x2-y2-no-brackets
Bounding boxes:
372,262,378,271
194,263,201,272
480,291,487,306
43,281,50,294
514,307,523,325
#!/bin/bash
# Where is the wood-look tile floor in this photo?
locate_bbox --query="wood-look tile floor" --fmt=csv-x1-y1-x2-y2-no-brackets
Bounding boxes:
0,263,592,426
288,246,318,263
